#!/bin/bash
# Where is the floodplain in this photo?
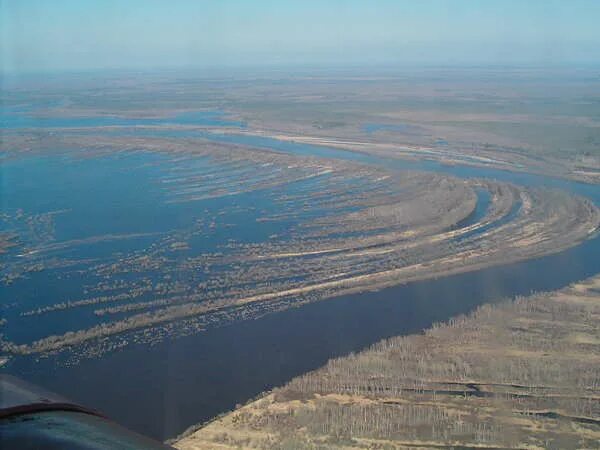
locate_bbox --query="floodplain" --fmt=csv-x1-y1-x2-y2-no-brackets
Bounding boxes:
176,275,600,449
1,68,600,439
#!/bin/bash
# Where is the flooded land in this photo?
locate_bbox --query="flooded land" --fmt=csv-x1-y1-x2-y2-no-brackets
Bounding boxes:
2,134,598,363
175,274,600,449
1,68,600,439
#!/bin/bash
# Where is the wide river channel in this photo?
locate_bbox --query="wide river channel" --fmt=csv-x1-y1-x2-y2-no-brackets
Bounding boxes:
3,114,600,440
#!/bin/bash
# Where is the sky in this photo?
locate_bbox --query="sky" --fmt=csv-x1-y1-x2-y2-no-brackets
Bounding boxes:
2,0,600,73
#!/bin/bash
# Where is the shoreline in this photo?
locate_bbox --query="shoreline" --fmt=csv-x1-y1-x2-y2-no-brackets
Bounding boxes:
7,224,600,440
175,274,600,449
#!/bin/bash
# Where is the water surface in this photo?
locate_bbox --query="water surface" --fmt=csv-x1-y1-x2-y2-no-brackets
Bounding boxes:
2,110,600,440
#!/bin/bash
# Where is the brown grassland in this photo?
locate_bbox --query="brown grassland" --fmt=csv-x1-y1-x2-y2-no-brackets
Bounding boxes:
175,275,600,449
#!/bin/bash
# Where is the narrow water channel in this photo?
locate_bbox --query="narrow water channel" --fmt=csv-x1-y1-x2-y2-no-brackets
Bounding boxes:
4,114,600,440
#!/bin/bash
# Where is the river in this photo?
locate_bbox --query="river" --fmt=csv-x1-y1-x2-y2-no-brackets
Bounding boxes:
2,112,600,440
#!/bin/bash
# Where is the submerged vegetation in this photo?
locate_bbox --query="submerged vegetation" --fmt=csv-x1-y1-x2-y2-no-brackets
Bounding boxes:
1,135,597,362
175,275,600,449
1,69,600,442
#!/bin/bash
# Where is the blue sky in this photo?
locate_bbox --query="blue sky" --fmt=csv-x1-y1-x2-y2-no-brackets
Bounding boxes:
2,0,600,73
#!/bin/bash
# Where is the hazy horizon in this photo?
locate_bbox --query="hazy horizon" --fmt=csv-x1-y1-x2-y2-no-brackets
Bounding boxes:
2,0,600,75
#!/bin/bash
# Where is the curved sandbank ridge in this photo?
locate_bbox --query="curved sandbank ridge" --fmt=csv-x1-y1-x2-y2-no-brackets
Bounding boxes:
227,127,600,186
3,108,600,187
1,136,599,362
174,274,600,450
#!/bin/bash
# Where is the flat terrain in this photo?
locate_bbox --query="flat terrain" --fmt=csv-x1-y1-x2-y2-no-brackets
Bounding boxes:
1,68,600,364
1,134,597,362
3,68,600,183
1,69,600,440
175,275,600,449
221,68,600,184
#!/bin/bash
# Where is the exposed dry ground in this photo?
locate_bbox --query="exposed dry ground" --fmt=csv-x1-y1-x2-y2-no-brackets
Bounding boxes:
2,69,599,364
4,68,600,184
2,135,598,361
175,276,600,450
222,70,600,184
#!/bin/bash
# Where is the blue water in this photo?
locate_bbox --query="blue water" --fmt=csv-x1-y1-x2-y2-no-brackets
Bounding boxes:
11,228,600,440
206,133,600,205
0,149,344,343
6,106,595,204
3,109,600,440
3,111,600,343
455,198,522,243
2,153,172,239
450,188,491,232
109,125,600,205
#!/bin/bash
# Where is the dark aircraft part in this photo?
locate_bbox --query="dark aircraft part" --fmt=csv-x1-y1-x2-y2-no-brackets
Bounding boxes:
0,375,174,449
